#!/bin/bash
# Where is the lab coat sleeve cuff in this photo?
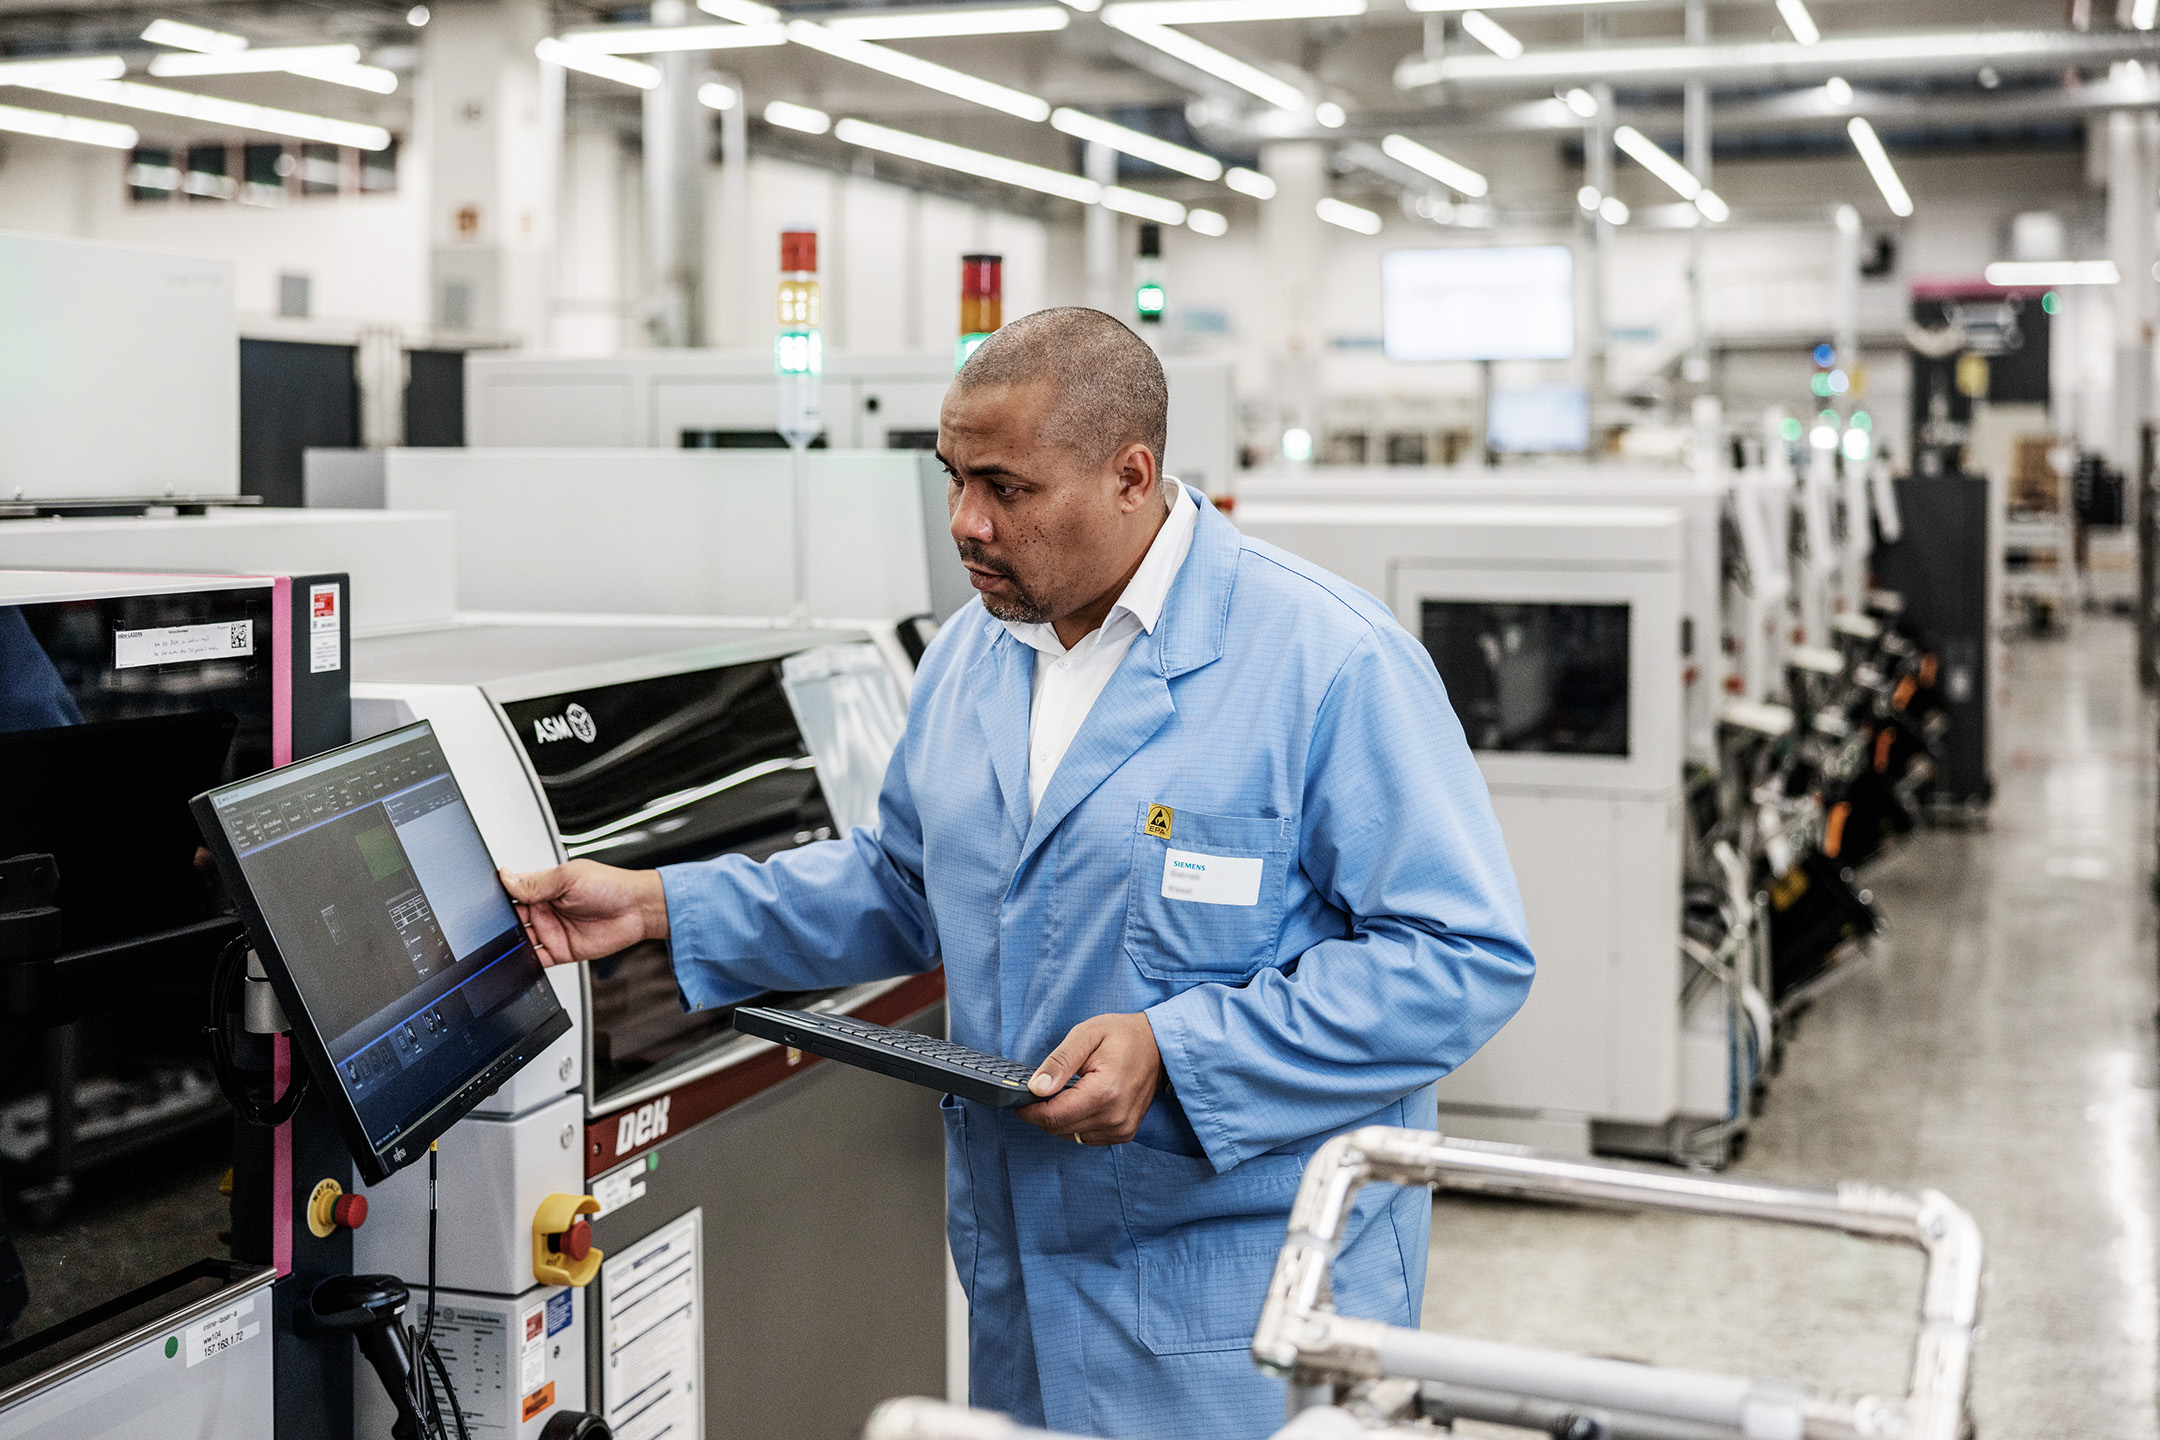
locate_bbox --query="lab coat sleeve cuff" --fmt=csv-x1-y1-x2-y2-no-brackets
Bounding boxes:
659,860,761,1012
1145,990,1244,1174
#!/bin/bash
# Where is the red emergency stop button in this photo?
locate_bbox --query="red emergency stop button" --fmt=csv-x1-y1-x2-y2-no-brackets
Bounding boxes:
332,1193,368,1230
558,1216,592,1262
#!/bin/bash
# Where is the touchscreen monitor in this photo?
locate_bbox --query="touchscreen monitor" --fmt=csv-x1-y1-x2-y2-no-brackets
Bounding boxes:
192,721,569,1182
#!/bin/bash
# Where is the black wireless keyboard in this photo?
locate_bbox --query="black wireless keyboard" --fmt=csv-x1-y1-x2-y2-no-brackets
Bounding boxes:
731,1006,1069,1109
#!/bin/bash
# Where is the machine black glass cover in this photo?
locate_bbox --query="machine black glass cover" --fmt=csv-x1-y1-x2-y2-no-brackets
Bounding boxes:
191,721,569,1183
1421,600,1631,757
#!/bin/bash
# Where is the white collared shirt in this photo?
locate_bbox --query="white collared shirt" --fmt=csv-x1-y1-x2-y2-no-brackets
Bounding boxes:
1002,480,1201,814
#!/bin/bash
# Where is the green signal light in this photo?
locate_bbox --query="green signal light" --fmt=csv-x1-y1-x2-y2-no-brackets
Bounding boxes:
1135,283,1166,317
1779,417,1803,442
1819,408,1838,423
1852,410,1872,432
2041,290,2061,315
1810,372,1833,397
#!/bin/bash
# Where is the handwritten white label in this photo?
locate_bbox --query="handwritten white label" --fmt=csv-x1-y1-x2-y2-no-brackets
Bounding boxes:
114,620,253,670
590,1164,647,1217
184,1296,260,1367
1160,849,1263,907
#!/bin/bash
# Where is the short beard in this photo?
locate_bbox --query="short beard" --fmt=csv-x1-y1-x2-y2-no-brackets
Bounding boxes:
957,540,1051,624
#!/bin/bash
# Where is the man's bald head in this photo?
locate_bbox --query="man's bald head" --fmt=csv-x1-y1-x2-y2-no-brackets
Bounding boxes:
951,307,1168,473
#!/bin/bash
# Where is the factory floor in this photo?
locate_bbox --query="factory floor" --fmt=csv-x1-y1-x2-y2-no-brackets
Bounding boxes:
1424,614,2160,1439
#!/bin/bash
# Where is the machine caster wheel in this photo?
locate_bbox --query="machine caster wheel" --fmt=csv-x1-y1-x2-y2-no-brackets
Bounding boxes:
540,1413,614,1440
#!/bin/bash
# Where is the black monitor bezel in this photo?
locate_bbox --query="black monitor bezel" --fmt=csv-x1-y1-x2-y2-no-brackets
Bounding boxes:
190,719,570,1184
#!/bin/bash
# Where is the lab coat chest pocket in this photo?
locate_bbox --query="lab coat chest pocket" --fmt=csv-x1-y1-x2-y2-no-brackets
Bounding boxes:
1122,807,1290,983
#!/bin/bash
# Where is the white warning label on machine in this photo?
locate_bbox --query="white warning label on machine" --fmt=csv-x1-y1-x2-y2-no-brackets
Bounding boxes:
415,1303,511,1437
183,1295,260,1367
601,1209,703,1440
309,581,342,673
114,619,253,670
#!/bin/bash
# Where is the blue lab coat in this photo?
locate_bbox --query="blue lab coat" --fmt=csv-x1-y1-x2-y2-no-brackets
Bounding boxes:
661,501,1533,1438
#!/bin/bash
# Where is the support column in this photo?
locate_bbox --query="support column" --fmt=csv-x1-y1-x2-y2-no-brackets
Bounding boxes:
423,0,560,346
2108,106,2152,481
1682,0,1710,387
1084,141,1118,315
1584,13,1613,442
643,0,707,347
713,69,750,347
1260,139,1327,461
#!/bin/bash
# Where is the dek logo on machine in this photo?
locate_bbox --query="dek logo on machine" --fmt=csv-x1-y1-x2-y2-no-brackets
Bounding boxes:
533,702,597,745
615,1097,671,1155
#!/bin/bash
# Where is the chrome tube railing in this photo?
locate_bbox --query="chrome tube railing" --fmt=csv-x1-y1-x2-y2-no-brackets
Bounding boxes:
1251,1127,1983,1440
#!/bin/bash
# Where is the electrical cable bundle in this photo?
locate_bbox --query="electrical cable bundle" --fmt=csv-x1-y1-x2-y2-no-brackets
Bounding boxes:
204,933,309,1127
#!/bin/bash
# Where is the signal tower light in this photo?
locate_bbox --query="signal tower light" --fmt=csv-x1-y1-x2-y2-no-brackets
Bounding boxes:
1135,223,1165,326
775,226,822,447
957,253,1003,371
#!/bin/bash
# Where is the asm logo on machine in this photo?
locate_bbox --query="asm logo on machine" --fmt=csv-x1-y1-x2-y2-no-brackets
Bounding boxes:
532,703,597,744
615,1098,671,1156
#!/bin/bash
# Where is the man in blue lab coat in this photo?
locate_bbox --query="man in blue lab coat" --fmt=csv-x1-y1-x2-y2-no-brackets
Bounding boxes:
504,308,1533,1439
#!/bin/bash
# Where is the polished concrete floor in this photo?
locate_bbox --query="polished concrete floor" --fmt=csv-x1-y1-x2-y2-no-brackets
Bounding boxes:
1424,616,2160,1438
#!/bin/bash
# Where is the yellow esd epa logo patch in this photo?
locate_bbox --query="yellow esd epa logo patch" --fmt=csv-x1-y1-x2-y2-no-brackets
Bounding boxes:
1145,804,1174,839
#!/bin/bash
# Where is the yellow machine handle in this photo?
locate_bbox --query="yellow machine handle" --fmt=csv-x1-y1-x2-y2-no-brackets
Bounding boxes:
532,1192,604,1287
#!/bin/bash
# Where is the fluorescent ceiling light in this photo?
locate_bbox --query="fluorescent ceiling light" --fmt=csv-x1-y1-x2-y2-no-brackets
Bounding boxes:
407,6,430,26
1187,207,1228,235
1775,0,1820,45
1408,0,1653,8
1316,196,1381,234
24,76,391,149
1984,260,2118,287
149,44,360,75
825,6,1070,39
1314,100,1345,126
698,80,738,109
141,18,248,53
765,99,832,133
1051,107,1222,180
1576,184,1599,210
1381,133,1488,196
1614,123,1701,199
788,21,1050,121
562,23,786,52
1693,188,1729,222
1103,186,1187,224
2138,0,2159,30
1062,0,1103,10
1101,12,1305,109
1102,0,1364,20
837,117,1101,203
1225,165,1275,198
0,56,126,84
535,37,661,88
698,0,780,21
0,98,136,148
1561,86,1598,117
292,64,399,95
1459,10,1523,60
1845,116,1912,217
1598,194,1629,224
1822,75,1851,105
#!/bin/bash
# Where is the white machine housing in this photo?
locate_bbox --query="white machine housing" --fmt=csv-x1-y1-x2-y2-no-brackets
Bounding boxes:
1236,465,1728,767
1237,501,1703,1154
354,1282,589,1440
382,448,973,623
461,349,1240,498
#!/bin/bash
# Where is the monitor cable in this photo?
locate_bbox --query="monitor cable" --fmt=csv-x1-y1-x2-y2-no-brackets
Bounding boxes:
406,1141,469,1440
204,932,309,1128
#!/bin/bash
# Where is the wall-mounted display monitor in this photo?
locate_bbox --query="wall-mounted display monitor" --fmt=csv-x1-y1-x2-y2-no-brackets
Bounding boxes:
1382,245,1576,362
1488,384,1592,454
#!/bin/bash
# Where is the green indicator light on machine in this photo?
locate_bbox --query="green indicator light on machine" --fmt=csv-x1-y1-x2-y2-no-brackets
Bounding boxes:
1852,410,1872,432
1135,283,1165,317
2041,290,2061,314
1810,372,1833,397
165,1336,178,1359
955,332,992,370
1819,408,1838,423
1779,417,1803,443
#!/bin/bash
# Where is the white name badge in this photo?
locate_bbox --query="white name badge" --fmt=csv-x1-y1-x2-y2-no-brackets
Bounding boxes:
1160,848,1263,907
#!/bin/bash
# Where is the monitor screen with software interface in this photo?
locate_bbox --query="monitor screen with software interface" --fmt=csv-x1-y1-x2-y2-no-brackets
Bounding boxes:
1381,245,1576,363
192,721,568,1182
